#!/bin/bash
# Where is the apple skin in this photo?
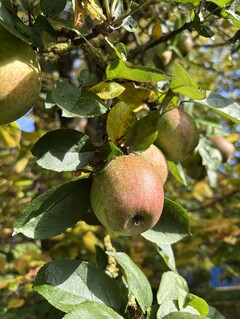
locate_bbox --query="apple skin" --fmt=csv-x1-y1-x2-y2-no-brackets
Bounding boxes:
0,25,42,124
155,108,199,162
140,144,168,184
210,136,235,162
90,155,164,236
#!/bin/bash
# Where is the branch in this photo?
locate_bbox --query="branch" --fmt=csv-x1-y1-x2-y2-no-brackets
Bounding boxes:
190,188,240,212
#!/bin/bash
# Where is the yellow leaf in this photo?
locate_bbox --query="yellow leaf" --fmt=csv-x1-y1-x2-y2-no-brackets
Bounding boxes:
106,102,137,145
0,122,21,148
151,18,162,38
8,298,25,309
82,0,106,21
82,231,102,253
192,181,213,202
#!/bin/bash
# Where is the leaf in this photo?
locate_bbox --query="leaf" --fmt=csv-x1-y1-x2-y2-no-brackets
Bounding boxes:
0,3,31,43
207,306,226,319
31,129,94,172
51,79,107,118
0,122,21,148
13,179,91,239
106,60,171,82
157,271,188,307
33,15,57,50
198,137,222,187
62,301,124,319
157,245,177,272
170,63,206,100
109,252,153,313
82,0,106,21
90,82,125,99
126,111,159,152
142,198,191,245
168,161,187,186
184,294,209,316
40,0,66,16
34,259,122,313
106,102,137,145
194,91,240,124
99,142,124,162
162,313,211,319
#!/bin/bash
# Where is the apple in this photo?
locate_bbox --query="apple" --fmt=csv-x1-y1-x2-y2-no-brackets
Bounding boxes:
155,108,199,162
177,31,193,56
181,151,207,180
210,136,235,162
90,154,164,235
0,25,42,125
139,144,168,184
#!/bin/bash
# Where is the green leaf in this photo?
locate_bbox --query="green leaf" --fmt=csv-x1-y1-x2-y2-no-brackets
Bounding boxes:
90,82,125,100
31,129,94,172
168,161,187,186
40,0,66,16
173,0,200,4
109,252,153,313
34,259,123,313
207,0,229,7
157,245,177,272
157,300,178,319
106,60,171,82
198,137,222,187
126,111,159,152
106,102,137,145
33,15,57,50
142,198,191,245
170,63,206,100
99,142,124,162
194,91,240,124
62,301,124,319
51,79,107,118
162,313,211,319
207,306,226,319
105,38,127,60
79,70,98,86
184,294,209,316
13,179,91,239
157,271,188,308
0,3,32,43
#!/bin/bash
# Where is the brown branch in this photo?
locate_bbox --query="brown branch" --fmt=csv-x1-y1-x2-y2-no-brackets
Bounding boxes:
190,188,240,212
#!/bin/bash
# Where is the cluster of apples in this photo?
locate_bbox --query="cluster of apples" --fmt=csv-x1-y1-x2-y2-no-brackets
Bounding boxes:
0,25,42,125
90,108,200,235
90,108,235,236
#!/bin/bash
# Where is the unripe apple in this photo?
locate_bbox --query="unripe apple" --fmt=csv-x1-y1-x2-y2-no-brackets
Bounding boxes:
155,108,199,162
0,25,42,124
181,151,207,180
210,136,235,162
90,155,164,236
139,144,168,184
177,31,193,56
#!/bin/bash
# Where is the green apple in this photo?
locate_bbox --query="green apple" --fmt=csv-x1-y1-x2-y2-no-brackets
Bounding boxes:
155,108,199,162
90,154,164,236
0,25,42,125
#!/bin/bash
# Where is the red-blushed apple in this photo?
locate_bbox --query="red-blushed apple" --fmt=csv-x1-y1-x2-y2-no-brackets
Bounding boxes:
90,154,164,236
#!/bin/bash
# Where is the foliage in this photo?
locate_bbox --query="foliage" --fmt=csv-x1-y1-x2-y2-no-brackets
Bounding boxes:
1,0,240,318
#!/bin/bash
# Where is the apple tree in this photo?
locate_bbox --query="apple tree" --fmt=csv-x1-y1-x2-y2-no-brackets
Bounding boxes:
0,0,240,318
